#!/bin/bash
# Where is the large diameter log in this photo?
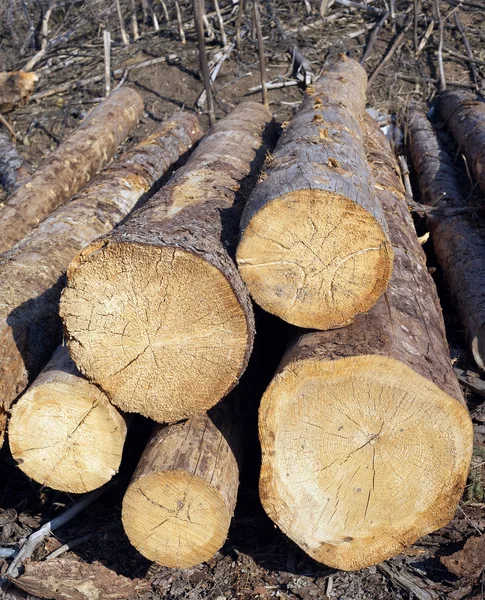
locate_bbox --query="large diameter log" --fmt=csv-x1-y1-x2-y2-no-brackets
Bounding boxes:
258,114,473,571
439,90,485,194
0,71,38,113
60,102,274,424
0,87,143,253
9,346,127,494
236,57,393,330
122,402,240,568
407,102,485,371
0,113,202,446
0,131,31,195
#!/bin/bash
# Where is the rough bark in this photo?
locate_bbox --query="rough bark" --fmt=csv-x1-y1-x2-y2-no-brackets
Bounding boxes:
440,89,485,194
122,398,241,568
0,113,201,447
9,345,127,493
0,131,31,195
0,87,143,253
61,102,274,424
407,101,485,371
237,57,393,330
258,114,473,571
0,71,38,113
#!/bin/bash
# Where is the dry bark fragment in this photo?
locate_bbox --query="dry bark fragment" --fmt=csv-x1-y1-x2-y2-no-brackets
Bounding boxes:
0,87,143,253
61,102,274,424
258,114,473,571
0,113,202,446
0,71,38,113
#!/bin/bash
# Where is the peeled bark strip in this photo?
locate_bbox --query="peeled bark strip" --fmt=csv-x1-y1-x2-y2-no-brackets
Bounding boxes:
407,102,485,371
237,57,393,330
0,113,201,446
440,89,485,194
0,131,31,195
258,114,473,571
61,102,273,424
0,71,38,113
0,87,143,253
122,401,240,568
9,346,127,494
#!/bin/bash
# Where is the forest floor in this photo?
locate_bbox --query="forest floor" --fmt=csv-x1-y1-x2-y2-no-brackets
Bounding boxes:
1,0,485,598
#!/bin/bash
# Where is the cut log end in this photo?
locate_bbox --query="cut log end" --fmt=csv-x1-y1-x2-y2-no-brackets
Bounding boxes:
237,189,393,329
9,381,126,494
62,242,250,423
259,354,473,570
122,470,231,568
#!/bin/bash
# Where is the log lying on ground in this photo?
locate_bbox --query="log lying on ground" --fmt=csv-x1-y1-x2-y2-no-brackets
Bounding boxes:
0,131,31,195
0,113,201,446
61,102,273,424
258,114,473,571
407,102,485,371
236,57,393,330
9,346,127,493
0,87,143,253
122,399,241,568
440,90,485,194
0,71,38,113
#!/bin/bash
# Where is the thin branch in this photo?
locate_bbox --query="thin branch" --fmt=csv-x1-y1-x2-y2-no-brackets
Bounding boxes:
253,0,268,108
247,78,298,93
159,0,170,21
214,0,227,45
454,8,479,87
131,0,140,41
435,0,447,91
194,0,216,126
367,20,411,88
103,30,111,97
0,114,20,141
236,0,245,50
175,0,186,43
41,0,56,51
360,10,389,64
416,18,434,57
115,0,130,45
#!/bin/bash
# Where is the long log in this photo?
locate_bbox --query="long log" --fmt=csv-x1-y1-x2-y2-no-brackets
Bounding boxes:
60,102,274,424
0,71,38,113
9,346,127,494
0,131,31,195
439,89,485,194
236,57,393,330
122,401,241,568
258,114,473,571
0,87,143,253
407,102,485,371
0,113,202,446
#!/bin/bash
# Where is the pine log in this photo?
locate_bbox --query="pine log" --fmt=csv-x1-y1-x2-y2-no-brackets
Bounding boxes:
60,102,273,424
258,114,473,571
0,71,38,113
0,113,202,447
9,346,127,493
439,89,485,194
122,400,241,568
0,87,143,253
236,57,393,330
0,131,31,195
407,102,485,370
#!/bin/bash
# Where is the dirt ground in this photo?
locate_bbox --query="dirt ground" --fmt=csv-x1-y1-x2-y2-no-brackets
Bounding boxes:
1,0,485,598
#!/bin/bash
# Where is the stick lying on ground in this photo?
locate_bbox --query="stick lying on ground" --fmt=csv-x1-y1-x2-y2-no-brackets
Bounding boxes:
0,71,38,113
407,102,485,371
9,346,127,494
0,87,143,253
0,132,31,195
61,102,274,424
237,57,393,330
122,398,241,568
258,113,473,571
0,113,201,446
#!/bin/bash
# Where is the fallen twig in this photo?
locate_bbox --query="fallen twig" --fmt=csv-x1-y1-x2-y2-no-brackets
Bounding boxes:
115,0,130,45
397,73,477,89
214,0,227,45
196,41,235,107
194,0,216,125
360,10,389,64
398,155,413,198
435,0,447,91
253,0,268,108
368,20,411,88
378,564,440,600
416,18,435,57
236,0,245,50
175,0,186,43
334,0,385,14
103,30,111,97
247,78,298,93
454,9,480,88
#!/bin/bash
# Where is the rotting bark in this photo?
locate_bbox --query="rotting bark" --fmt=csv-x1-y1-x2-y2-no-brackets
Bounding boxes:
258,113,473,571
0,131,31,195
122,397,241,568
0,71,38,112
0,112,201,447
237,57,393,330
440,89,485,194
9,345,127,494
61,102,274,424
407,102,485,371
0,87,143,253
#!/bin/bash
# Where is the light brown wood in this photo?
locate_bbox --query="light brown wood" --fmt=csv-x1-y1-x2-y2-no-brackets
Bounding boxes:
0,87,143,253
9,346,127,493
122,400,241,568
237,57,393,330
61,102,274,424
0,71,38,113
258,114,473,571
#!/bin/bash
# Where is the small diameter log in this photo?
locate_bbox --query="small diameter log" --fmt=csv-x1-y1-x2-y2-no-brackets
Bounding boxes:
258,114,473,571
61,102,273,424
0,113,201,446
0,131,31,194
0,71,38,113
407,102,485,371
236,57,393,330
122,402,240,568
9,346,127,493
0,87,143,253
440,89,485,194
